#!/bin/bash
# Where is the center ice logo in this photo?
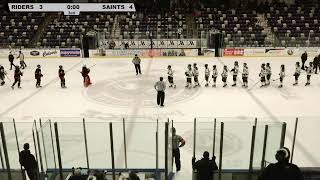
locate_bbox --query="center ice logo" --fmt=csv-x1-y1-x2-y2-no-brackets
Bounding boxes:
84,71,200,107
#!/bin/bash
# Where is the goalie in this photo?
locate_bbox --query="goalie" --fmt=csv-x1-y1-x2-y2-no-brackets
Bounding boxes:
81,65,92,87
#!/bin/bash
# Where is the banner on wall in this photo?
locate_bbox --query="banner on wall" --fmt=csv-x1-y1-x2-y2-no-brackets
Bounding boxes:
102,39,198,49
90,49,198,57
224,48,244,56
60,48,81,57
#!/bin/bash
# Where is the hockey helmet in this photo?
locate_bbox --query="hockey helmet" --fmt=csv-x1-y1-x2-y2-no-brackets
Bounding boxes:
204,64,208,67
37,64,41,68
59,65,63,68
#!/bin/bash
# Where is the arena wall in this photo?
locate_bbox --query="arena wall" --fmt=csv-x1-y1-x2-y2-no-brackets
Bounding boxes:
0,47,318,58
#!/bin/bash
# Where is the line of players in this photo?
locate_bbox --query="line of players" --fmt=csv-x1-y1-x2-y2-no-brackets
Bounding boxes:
166,61,317,89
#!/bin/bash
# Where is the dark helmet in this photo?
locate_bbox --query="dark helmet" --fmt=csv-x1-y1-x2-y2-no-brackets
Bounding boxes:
213,65,216,68
23,143,30,150
168,65,171,68
205,64,208,67
37,64,41,68
59,65,63,68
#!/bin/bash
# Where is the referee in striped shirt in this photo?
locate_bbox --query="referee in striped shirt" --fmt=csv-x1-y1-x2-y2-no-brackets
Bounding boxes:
154,77,166,107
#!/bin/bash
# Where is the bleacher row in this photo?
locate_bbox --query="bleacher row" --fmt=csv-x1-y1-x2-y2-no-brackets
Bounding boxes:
0,0,319,48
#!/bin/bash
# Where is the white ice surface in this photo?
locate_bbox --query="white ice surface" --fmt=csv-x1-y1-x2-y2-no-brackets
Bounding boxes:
0,56,320,180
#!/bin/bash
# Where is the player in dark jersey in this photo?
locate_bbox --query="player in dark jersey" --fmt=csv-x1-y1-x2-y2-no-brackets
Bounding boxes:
58,65,66,88
34,65,43,88
11,66,23,89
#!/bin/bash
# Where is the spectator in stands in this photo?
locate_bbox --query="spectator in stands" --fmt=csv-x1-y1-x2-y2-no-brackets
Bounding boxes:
109,40,116,49
258,147,303,180
132,54,142,75
313,55,319,74
192,151,218,180
19,143,39,180
301,51,308,70
172,127,186,172
124,42,129,49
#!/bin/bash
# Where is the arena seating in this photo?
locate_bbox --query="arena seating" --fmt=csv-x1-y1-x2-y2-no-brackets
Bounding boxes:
195,7,266,47
1,0,320,48
0,12,46,48
39,12,115,48
119,9,187,39
265,0,320,47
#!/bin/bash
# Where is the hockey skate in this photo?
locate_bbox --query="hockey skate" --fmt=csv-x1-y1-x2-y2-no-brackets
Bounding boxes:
305,82,310,86
11,86,14,89
174,85,176,88
232,83,236,87
223,84,227,88
1,81,5,86
260,84,265,88
278,85,283,88
205,83,208,87
212,84,216,87
293,82,298,86
169,85,173,88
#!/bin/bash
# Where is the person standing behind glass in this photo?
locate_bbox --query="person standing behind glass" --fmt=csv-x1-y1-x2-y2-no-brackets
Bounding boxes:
172,127,186,172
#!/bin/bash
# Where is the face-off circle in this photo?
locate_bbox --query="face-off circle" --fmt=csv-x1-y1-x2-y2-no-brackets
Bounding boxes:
85,72,200,107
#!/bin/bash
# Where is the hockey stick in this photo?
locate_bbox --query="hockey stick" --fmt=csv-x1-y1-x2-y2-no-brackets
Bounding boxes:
248,80,260,90
4,73,12,82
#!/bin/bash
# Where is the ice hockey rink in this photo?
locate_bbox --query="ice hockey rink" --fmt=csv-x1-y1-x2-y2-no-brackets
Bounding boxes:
0,56,320,180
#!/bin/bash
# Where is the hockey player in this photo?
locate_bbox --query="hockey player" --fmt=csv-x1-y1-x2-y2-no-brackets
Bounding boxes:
266,63,272,85
35,65,43,88
278,64,285,88
313,55,319,74
204,64,210,87
0,65,6,86
185,64,193,88
81,65,91,87
59,65,66,88
221,65,228,87
242,63,249,88
305,62,313,86
230,61,239,86
167,65,176,88
193,66,200,88
17,51,27,69
8,52,15,70
192,63,200,87
259,64,267,87
293,62,301,86
11,66,23,89
212,65,218,87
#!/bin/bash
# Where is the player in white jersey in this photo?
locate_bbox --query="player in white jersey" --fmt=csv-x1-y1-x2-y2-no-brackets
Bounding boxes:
17,51,27,69
242,63,249,88
305,62,313,86
293,62,301,86
221,65,228,87
193,63,200,87
231,61,239,87
266,63,272,85
212,65,218,87
167,65,176,88
278,64,285,88
185,64,193,88
259,64,267,87
204,64,210,87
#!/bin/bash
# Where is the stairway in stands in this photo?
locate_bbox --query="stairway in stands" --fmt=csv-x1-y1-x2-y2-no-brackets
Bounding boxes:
256,13,275,46
31,13,57,48
186,14,197,38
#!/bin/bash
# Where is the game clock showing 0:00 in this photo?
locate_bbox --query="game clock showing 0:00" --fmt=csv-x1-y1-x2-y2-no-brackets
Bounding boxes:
8,3,136,15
